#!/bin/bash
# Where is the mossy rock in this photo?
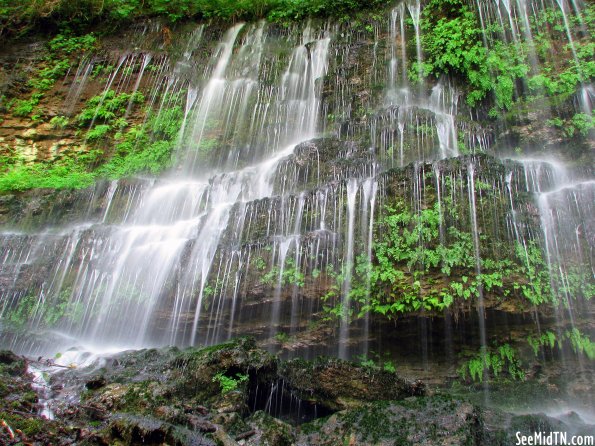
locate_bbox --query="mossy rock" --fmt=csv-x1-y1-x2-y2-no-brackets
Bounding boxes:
108,413,216,446
247,411,295,446
0,349,26,375
297,395,482,445
280,357,425,411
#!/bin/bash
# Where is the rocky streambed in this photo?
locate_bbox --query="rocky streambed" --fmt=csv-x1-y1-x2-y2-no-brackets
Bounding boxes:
1,337,593,445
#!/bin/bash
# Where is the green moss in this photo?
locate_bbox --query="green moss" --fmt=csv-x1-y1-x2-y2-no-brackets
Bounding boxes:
340,402,393,443
0,411,45,436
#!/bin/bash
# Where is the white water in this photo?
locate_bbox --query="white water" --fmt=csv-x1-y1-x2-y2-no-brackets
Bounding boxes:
0,1,591,393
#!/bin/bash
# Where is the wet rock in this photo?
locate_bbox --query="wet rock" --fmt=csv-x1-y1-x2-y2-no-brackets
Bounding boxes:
213,391,249,414
187,414,217,433
4,342,593,446
483,409,595,445
245,411,295,446
212,427,241,446
211,411,250,437
166,337,278,405
87,383,129,412
280,357,425,411
0,349,21,364
154,405,184,424
296,396,482,445
0,350,26,376
85,375,107,390
109,413,216,446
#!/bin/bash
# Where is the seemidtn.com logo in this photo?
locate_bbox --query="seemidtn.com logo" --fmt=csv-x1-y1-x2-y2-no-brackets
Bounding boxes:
516,432,594,445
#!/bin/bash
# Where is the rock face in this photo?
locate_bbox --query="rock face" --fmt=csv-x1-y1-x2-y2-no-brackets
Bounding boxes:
1,339,593,445
280,358,425,411
296,397,484,445
52,337,424,422
0,3,593,443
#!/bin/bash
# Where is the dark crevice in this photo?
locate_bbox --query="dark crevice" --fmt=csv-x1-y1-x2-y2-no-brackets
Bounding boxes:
247,377,335,425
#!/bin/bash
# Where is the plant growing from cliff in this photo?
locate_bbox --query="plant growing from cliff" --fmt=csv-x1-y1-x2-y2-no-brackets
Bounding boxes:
50,115,69,129
0,154,96,192
547,113,594,138
417,0,531,110
355,353,397,373
458,344,525,383
416,0,488,103
77,89,144,130
0,0,394,38
513,241,553,306
260,257,305,288
527,329,594,360
212,372,248,394
4,288,83,330
565,329,595,360
96,102,183,177
352,200,481,317
275,332,291,343
7,33,97,119
527,331,557,356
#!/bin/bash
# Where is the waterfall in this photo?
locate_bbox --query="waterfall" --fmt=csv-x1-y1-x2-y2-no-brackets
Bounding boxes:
0,1,592,408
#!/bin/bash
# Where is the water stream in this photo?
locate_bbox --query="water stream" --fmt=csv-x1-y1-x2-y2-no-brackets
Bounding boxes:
0,0,592,416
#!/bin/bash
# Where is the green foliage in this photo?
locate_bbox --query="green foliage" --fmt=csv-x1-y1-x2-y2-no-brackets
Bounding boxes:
87,124,111,141
354,352,397,373
6,33,97,120
358,356,377,369
48,33,97,54
98,120,181,177
383,360,396,373
0,411,44,437
527,330,558,356
253,257,267,271
513,241,553,305
354,200,479,317
0,156,96,192
5,295,37,329
417,0,488,105
4,288,83,330
195,137,219,155
260,257,305,288
527,329,594,360
212,372,248,394
547,113,594,138
11,97,40,117
2,88,181,187
565,329,595,360
77,90,143,127
275,332,290,343
334,192,558,324
418,0,530,109
0,0,392,38
458,344,525,383
50,115,69,129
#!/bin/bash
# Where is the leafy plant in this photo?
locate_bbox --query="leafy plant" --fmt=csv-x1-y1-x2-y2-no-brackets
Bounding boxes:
11,96,41,117
565,329,595,360
458,344,525,383
212,372,249,394
0,157,96,192
50,115,69,129
275,332,290,343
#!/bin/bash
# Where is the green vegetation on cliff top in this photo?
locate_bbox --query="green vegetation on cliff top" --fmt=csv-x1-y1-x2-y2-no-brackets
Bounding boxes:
0,0,392,37
0,0,592,192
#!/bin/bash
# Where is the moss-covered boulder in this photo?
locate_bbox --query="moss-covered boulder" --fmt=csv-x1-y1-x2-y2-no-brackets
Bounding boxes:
297,396,482,445
280,357,425,411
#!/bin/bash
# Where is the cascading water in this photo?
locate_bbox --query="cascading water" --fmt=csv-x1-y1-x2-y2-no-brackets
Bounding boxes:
0,0,592,420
